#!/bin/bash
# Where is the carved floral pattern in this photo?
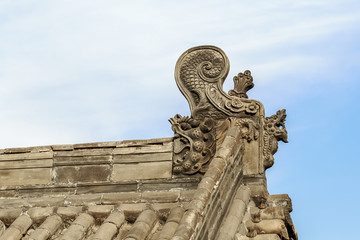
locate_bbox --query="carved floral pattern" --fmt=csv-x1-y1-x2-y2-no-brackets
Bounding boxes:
245,102,259,114
263,109,288,169
228,70,254,98
169,114,216,175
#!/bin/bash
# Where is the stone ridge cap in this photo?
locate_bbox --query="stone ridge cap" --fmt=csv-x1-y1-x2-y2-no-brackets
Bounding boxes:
0,137,174,154
172,125,243,239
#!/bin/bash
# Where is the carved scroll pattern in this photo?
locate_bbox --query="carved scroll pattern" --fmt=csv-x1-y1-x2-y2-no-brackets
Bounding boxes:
263,109,288,169
169,114,216,175
175,45,260,120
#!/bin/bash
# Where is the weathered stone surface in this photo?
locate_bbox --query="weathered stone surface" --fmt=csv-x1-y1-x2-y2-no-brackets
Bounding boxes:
0,189,16,197
261,207,287,220
141,191,180,203
88,205,114,218
113,142,172,154
166,206,185,224
54,148,113,157
24,196,65,208
64,194,102,206
172,209,199,240
116,137,173,147
235,233,281,240
112,162,172,181
267,194,293,212
203,167,221,182
73,141,117,149
2,146,51,154
123,209,157,240
28,215,63,240
18,186,75,197
91,222,118,240
242,140,260,175
235,185,251,202
210,156,227,172
101,192,141,204
59,213,94,240
0,168,51,186
0,214,32,240
104,210,125,227
0,151,52,161
113,152,172,163
179,190,196,202
27,207,54,223
119,204,147,220
157,221,179,240
51,144,74,151
140,178,200,191
0,208,22,225
248,184,269,209
54,165,111,183
246,219,289,239
57,207,83,219
0,220,5,237
0,199,33,209
54,155,112,166
217,195,247,240
152,203,183,212
76,182,137,194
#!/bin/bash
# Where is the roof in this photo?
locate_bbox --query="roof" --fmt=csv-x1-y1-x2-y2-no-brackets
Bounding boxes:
0,45,297,240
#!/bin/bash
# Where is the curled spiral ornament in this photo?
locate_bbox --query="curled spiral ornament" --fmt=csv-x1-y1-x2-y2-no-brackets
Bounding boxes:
175,46,230,119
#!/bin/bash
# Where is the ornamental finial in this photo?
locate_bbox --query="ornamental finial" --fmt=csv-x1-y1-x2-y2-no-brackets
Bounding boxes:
228,70,254,98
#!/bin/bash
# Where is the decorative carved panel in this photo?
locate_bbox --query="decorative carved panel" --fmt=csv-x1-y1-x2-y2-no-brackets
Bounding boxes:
174,45,262,120
263,109,288,169
169,114,216,175
172,45,287,174
228,70,254,99
233,118,259,142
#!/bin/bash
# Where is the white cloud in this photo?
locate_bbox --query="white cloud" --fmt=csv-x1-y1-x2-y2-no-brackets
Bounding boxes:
0,0,359,147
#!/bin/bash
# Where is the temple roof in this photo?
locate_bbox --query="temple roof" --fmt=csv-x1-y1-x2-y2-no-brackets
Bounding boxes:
0,45,297,240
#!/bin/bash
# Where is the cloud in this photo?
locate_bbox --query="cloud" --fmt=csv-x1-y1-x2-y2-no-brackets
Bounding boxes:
0,0,359,148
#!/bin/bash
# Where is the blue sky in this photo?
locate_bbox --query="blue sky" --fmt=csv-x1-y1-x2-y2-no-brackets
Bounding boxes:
0,1,359,239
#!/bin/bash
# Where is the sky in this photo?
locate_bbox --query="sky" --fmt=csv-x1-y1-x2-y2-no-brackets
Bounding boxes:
0,0,359,239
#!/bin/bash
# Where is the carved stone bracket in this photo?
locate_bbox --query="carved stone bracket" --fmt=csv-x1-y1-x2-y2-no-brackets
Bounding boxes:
263,109,288,169
169,114,216,175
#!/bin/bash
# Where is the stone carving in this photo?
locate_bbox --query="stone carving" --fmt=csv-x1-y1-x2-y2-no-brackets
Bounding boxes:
263,109,288,169
234,118,259,142
228,70,254,98
169,114,216,175
174,45,260,120
172,46,265,174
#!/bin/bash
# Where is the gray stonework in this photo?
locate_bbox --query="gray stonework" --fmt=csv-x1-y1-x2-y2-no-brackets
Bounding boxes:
0,45,296,239
170,45,296,239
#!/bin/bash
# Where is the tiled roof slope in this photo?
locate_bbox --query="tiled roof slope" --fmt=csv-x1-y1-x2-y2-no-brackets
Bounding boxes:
0,204,187,240
0,137,197,211
0,45,297,240
0,138,199,240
